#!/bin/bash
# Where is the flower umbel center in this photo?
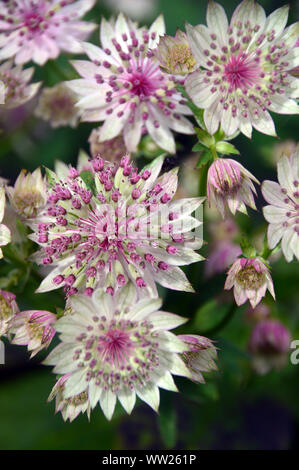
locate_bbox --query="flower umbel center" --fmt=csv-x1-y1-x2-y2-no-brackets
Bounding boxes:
224,52,261,91
236,265,265,289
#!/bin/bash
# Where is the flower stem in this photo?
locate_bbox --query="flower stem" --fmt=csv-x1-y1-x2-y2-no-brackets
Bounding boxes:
198,162,209,197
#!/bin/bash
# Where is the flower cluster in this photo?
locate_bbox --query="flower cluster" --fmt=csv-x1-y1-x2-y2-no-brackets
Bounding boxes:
45,286,215,420
0,61,40,109
0,0,96,65
67,14,195,153
28,155,204,299
185,0,299,138
262,147,299,262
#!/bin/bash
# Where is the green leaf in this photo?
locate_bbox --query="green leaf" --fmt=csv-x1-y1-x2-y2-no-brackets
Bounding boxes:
196,150,214,169
193,299,230,333
215,141,240,156
194,127,214,147
79,170,96,195
157,395,177,449
44,167,59,188
240,236,256,258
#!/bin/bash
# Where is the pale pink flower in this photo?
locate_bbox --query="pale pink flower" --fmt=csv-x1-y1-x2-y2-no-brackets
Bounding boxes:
249,319,291,374
0,60,40,109
154,30,197,75
0,186,11,258
224,257,275,308
207,158,259,217
262,147,299,262
88,126,128,162
34,83,80,128
178,335,217,383
0,289,19,337
29,155,204,298
6,168,47,219
48,374,90,422
205,240,242,279
10,310,56,357
0,0,96,66
44,286,195,420
185,0,299,138
67,14,194,153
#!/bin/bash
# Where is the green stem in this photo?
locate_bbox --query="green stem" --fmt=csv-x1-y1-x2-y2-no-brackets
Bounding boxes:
198,162,209,197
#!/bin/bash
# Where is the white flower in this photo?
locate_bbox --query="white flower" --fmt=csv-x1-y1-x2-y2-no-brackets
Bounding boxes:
44,286,195,420
67,14,194,153
185,0,299,138
262,147,299,262
0,186,11,258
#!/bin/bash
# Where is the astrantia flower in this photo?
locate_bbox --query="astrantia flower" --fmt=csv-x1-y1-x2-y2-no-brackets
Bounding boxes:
10,310,56,357
29,155,204,298
262,148,299,262
0,0,96,65
48,374,90,422
67,14,194,153
44,287,194,420
54,150,92,180
185,0,299,138
0,60,40,109
249,319,291,374
6,168,47,219
34,83,80,128
178,335,217,383
0,290,19,337
0,186,11,258
154,30,197,75
88,126,128,162
225,257,275,308
207,158,259,217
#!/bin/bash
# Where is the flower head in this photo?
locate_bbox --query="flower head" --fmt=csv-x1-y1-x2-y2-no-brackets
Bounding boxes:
67,14,194,153
185,0,299,138
10,310,56,357
207,158,259,217
0,61,40,109
48,373,91,422
88,127,128,162
44,286,195,420
0,290,19,337
34,83,80,128
249,319,291,374
7,168,47,219
178,334,217,383
262,147,299,262
225,256,275,308
154,30,197,75
0,0,96,65
0,186,11,258
29,155,204,298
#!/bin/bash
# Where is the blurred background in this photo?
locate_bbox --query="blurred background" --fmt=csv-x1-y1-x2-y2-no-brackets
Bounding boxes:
0,0,299,450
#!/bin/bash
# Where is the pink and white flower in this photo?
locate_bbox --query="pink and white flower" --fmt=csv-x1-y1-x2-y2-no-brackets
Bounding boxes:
44,286,196,420
224,256,275,308
10,310,56,357
0,186,11,258
67,14,194,153
6,167,47,219
154,30,197,75
48,373,90,422
0,60,40,109
262,147,299,262
29,155,204,298
185,0,299,138
207,158,259,217
178,334,217,383
34,83,81,128
0,0,96,66
249,319,291,374
88,126,128,162
0,290,19,337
